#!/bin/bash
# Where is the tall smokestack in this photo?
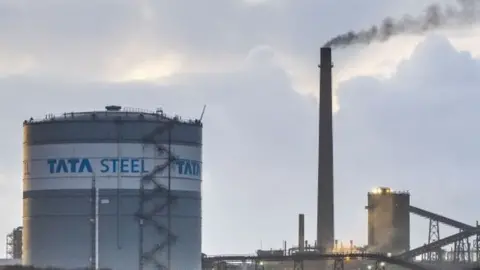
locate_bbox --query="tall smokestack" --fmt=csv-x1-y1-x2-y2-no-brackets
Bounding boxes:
317,47,334,253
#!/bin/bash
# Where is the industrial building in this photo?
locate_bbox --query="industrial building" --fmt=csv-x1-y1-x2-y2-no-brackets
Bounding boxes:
22,106,203,270
367,187,410,255
203,188,480,269
201,47,480,270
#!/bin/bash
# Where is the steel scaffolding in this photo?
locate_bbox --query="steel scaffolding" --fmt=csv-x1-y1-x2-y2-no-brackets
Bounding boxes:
403,206,480,264
427,219,441,261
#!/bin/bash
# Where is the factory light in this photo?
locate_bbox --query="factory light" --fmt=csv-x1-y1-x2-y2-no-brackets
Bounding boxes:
370,187,393,194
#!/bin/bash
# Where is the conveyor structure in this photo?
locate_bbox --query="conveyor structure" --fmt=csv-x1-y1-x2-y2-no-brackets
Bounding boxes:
396,205,480,264
399,228,480,259
409,206,474,230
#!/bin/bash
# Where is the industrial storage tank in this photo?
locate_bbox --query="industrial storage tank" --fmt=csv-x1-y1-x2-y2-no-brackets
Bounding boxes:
23,106,202,270
366,187,410,254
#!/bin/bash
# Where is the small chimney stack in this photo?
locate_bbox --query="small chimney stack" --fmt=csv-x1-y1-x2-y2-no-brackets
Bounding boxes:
298,214,305,252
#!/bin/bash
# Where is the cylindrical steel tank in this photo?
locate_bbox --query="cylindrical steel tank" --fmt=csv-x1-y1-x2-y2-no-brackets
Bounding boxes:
22,106,202,270
367,187,410,254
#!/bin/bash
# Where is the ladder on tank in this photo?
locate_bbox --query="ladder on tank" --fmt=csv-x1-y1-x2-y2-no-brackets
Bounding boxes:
136,120,179,270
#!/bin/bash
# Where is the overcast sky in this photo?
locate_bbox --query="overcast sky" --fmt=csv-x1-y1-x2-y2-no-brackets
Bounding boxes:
1,0,480,257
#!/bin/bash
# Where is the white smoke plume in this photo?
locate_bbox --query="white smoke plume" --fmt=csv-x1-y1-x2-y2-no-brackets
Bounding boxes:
324,0,480,48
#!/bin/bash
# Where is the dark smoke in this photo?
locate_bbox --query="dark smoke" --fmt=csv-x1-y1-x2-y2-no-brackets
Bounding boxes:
324,0,480,48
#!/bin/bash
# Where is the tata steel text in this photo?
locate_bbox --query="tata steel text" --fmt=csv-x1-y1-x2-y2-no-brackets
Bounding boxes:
46,158,201,177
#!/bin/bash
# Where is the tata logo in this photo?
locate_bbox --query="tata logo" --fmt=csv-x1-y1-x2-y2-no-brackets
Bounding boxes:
48,158,93,173
176,159,201,177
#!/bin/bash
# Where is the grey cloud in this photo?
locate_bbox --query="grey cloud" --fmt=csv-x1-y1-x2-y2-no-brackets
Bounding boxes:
335,35,480,245
0,0,442,80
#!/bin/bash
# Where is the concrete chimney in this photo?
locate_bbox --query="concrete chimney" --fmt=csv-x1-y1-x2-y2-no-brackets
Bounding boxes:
316,47,334,253
298,214,305,252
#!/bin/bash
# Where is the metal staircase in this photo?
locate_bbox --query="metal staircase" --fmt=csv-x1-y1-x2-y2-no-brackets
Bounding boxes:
136,120,178,269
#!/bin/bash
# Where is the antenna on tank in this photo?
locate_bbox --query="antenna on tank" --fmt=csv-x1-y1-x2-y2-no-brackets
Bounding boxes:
199,105,207,121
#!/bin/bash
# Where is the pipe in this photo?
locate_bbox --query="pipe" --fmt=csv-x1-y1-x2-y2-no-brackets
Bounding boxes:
95,185,99,270
317,47,334,253
90,177,96,270
299,214,305,252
